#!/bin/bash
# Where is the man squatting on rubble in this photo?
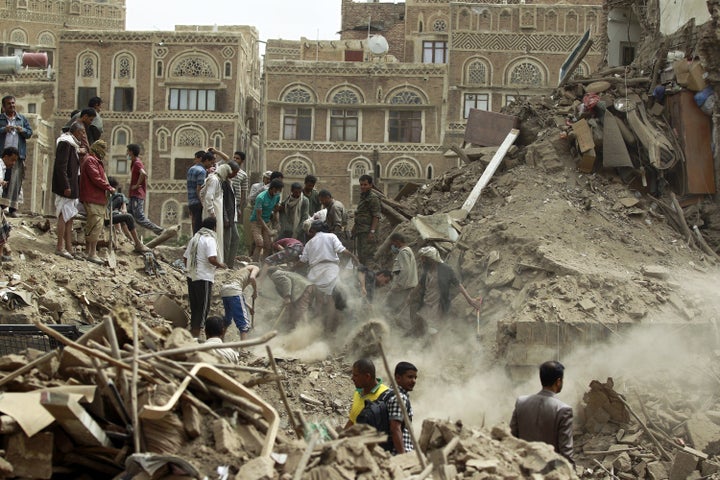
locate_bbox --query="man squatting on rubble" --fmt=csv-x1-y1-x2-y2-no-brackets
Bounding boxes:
510,360,574,463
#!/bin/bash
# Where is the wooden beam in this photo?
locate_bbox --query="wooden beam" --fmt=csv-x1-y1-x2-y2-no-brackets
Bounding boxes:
40,391,111,447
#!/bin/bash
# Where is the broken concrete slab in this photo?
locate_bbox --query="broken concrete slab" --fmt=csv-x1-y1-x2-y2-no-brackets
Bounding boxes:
213,418,244,454
642,265,670,280
6,431,53,479
465,108,520,147
669,450,698,480
235,456,275,480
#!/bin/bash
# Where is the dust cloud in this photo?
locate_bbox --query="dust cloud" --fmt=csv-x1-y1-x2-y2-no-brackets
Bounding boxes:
371,270,720,434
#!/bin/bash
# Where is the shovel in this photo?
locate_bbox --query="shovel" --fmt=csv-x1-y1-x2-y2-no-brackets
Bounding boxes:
107,194,117,269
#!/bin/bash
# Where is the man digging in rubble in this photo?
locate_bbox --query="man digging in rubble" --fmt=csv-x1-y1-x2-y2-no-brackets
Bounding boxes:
388,361,418,455
387,233,418,314
220,263,259,340
411,246,482,335
510,360,574,464
268,267,315,327
344,358,389,429
299,221,359,332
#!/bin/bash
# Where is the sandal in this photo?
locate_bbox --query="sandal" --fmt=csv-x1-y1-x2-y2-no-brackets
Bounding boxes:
86,256,105,265
55,250,74,260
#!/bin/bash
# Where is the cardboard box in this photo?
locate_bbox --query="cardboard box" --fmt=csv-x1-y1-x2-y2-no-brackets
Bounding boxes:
673,59,690,87
687,61,706,91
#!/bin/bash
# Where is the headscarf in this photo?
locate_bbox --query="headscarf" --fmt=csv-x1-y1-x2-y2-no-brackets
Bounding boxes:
56,132,80,149
186,227,217,281
89,140,107,160
263,170,272,179
215,163,232,182
418,246,443,263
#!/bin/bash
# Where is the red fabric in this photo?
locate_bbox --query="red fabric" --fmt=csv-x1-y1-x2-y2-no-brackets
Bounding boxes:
130,157,146,199
583,93,600,111
79,154,111,205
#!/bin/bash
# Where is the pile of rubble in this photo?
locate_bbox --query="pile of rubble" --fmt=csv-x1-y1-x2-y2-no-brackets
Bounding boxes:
0,308,585,480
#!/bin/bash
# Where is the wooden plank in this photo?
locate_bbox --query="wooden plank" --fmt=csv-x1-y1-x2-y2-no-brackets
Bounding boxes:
460,129,519,214
571,119,594,153
602,111,633,168
40,391,111,447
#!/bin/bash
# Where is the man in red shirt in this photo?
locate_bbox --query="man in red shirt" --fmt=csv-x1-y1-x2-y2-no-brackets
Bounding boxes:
127,144,164,236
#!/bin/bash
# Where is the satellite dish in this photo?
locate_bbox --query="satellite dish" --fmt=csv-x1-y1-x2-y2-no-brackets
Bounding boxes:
367,35,389,55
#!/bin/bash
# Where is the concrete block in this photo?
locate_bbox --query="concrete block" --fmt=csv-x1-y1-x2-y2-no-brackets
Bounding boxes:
213,419,244,454
647,461,668,480
613,452,632,473
6,431,53,479
235,456,275,480
670,451,698,480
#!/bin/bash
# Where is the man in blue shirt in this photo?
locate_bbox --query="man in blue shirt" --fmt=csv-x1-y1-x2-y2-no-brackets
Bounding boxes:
250,179,283,261
0,95,33,217
187,151,214,234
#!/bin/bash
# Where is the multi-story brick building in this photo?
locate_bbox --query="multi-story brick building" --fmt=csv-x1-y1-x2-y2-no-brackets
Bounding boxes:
56,26,262,230
263,0,606,207
0,0,126,214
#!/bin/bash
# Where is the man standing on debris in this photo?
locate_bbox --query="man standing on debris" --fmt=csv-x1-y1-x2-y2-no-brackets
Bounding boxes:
220,263,259,340
278,182,309,241
388,361,418,454
318,189,347,245
221,161,242,268
413,246,482,335
303,174,322,215
184,216,227,338
0,147,18,261
387,233,418,313
344,358,390,429
510,360,574,464
52,123,85,259
187,151,214,234
353,175,381,266
128,144,165,236
80,140,115,265
0,95,33,217
86,96,104,145
250,179,284,262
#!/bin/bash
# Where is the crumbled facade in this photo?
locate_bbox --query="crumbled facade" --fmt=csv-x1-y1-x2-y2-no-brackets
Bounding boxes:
263,0,606,206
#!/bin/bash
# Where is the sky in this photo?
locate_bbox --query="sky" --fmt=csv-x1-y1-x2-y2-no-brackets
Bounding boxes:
125,0,343,43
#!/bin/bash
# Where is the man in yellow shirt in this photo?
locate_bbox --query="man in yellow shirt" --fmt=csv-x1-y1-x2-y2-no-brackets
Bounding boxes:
344,358,389,429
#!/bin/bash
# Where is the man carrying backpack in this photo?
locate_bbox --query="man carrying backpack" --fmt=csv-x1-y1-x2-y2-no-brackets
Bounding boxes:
344,358,389,429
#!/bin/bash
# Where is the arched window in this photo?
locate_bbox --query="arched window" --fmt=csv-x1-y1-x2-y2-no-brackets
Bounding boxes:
175,127,205,147
157,128,170,152
283,158,313,178
467,60,488,85
388,159,419,178
389,90,423,105
332,89,359,104
211,132,223,150
509,61,543,86
427,165,433,180
282,87,314,140
499,9,512,30
348,158,372,205
171,55,216,78
162,200,180,226
545,10,558,32
283,87,313,103
156,60,163,77
565,11,578,33
10,29,27,44
37,31,55,46
114,129,128,146
114,54,133,79
78,52,98,78
224,61,232,78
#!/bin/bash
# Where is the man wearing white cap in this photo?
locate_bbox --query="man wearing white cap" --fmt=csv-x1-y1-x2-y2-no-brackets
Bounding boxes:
414,246,482,334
